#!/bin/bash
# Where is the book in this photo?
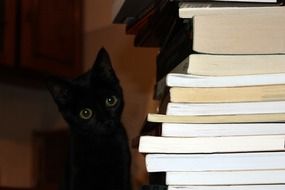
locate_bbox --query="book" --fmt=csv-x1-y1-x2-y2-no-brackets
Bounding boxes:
138,135,285,153
168,185,285,190
166,73,285,88
179,2,285,18
173,0,283,3
174,54,285,76
161,123,285,137
145,152,285,172
169,85,285,103
155,54,285,99
147,113,285,123
143,185,285,190
156,19,192,81
166,170,285,185
192,11,285,54
166,101,285,116
134,1,180,47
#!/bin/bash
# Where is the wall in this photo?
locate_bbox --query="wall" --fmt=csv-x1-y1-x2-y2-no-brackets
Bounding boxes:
0,84,61,187
0,0,157,188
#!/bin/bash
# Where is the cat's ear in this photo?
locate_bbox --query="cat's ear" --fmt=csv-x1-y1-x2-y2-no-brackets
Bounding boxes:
90,48,119,84
46,77,72,106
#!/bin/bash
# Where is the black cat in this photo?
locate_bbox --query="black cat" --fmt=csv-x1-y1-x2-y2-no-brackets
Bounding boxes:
47,48,132,190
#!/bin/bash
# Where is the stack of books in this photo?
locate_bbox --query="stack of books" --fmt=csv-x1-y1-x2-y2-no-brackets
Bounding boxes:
138,0,285,189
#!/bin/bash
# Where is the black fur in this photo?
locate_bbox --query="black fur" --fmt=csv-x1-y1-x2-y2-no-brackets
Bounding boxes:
47,48,131,190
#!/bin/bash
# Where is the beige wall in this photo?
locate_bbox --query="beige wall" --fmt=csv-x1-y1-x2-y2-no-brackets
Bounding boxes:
0,0,157,188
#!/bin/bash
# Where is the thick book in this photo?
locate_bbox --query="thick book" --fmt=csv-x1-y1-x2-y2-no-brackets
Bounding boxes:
179,2,284,18
166,101,285,116
145,152,285,172
169,85,285,103
192,10,285,54
138,135,285,153
166,73,285,88
174,54,285,76
166,170,285,185
168,185,285,190
147,113,285,123
161,123,285,137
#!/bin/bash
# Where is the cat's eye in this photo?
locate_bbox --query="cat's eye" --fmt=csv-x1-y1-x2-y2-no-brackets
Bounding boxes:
79,108,93,120
105,96,118,107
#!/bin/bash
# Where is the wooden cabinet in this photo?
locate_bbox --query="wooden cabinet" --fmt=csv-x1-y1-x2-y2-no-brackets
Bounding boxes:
0,0,16,67
0,0,82,78
20,0,82,77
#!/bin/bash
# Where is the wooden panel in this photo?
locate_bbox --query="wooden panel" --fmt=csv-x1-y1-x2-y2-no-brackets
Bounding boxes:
32,129,69,190
0,0,16,66
20,0,82,77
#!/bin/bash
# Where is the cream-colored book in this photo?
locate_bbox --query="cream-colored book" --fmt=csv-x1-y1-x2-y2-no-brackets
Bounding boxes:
179,2,284,18
192,10,285,54
147,113,285,123
155,54,285,99
139,135,285,153
185,54,285,76
170,85,285,103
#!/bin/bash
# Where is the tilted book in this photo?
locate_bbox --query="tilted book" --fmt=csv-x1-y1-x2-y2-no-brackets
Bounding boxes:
166,170,285,185
155,54,285,99
139,135,285,153
145,152,285,172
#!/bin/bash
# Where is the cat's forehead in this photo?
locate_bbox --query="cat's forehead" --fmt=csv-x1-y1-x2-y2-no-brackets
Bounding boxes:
71,80,118,96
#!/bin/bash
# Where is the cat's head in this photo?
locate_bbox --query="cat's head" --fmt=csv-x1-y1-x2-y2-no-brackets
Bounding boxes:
47,48,124,135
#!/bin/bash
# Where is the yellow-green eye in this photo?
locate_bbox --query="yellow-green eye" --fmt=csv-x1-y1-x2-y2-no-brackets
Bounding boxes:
105,96,118,107
79,108,93,120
